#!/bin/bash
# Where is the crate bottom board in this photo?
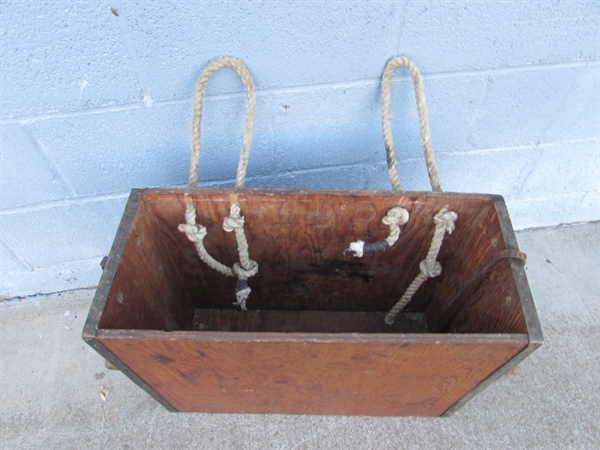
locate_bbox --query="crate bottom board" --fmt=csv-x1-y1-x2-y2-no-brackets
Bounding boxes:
192,309,429,333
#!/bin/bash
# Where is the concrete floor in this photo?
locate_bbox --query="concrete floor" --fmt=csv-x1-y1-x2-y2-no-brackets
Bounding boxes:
1,222,598,450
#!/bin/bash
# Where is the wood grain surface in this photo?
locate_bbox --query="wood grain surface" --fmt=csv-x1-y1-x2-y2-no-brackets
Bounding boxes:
191,309,428,333
91,188,526,335
99,331,528,416
97,196,194,331
144,189,493,314
85,188,540,415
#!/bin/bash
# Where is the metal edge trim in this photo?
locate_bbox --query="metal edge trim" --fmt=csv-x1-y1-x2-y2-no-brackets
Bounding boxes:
491,195,543,344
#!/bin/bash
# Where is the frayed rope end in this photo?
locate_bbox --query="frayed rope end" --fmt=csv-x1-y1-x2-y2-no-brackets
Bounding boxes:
348,240,365,257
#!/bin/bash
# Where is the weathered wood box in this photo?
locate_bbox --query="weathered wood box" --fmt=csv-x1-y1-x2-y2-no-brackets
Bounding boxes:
83,187,542,416
83,55,542,416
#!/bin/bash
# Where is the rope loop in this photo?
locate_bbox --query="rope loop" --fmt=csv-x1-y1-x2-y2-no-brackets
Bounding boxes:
381,56,442,192
183,58,258,309
178,198,258,298
189,57,256,188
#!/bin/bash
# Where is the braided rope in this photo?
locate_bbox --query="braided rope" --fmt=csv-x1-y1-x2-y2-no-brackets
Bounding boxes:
178,198,235,277
178,196,259,310
385,208,457,324
223,204,259,310
189,56,255,188
381,56,442,192
181,58,259,309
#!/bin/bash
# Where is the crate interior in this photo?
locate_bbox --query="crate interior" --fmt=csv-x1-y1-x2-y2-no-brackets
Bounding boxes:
98,189,528,335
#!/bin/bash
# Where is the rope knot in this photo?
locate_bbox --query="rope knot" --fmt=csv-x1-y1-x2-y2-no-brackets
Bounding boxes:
232,261,258,311
223,204,245,232
381,206,409,228
177,223,207,243
419,259,442,278
382,206,409,246
233,261,259,279
434,208,458,234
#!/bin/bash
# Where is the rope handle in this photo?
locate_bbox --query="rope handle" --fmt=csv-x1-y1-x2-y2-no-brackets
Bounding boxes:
189,57,256,189
382,56,442,192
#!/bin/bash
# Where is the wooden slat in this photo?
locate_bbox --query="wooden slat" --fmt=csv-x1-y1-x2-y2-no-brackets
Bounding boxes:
426,196,527,333
191,309,428,333
83,190,142,337
436,259,527,333
97,195,195,331
98,330,528,416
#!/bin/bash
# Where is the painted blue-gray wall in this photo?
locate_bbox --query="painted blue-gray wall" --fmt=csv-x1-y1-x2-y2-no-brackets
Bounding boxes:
1,1,599,297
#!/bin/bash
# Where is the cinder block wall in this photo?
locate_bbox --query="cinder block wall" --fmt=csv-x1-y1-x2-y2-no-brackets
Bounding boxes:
1,1,598,298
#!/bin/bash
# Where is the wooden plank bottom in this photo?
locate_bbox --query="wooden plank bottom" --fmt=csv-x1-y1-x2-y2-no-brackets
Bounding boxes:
192,309,429,333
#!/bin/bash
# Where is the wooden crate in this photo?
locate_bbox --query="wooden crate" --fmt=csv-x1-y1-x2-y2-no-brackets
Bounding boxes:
82,187,542,416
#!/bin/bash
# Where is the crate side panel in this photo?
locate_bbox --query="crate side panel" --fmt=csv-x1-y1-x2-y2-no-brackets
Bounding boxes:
437,259,528,334
99,335,526,416
411,200,498,313
426,199,527,334
98,198,194,331
143,190,493,313
494,197,543,343
83,191,142,337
